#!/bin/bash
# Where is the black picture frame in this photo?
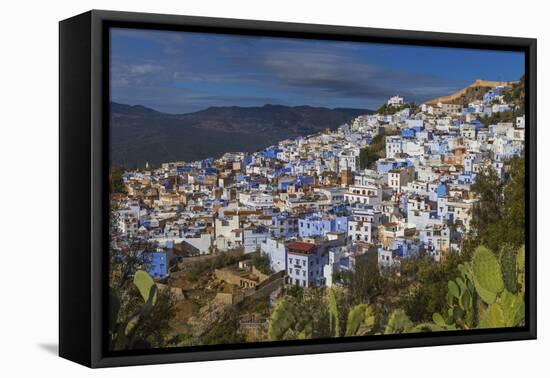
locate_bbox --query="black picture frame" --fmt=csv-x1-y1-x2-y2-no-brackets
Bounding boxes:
59,9,537,368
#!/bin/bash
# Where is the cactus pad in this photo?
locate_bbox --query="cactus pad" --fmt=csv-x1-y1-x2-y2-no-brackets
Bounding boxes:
384,309,413,334
448,280,460,299
479,303,505,329
133,270,157,305
345,304,374,336
472,246,504,297
500,290,525,327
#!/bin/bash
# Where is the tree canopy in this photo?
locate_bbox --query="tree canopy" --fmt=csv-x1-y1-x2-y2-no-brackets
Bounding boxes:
468,154,525,254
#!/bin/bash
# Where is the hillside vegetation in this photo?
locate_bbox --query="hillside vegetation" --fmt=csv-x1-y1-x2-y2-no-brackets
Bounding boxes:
358,130,400,169
375,103,418,115
502,75,525,113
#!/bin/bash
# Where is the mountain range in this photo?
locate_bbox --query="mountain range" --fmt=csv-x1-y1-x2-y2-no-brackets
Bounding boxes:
110,103,371,167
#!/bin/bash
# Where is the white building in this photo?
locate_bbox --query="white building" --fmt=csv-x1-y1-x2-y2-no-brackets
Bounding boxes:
460,124,477,140
387,95,404,107
378,248,399,269
323,246,350,287
516,115,525,129
344,184,382,206
182,233,212,255
286,241,326,288
260,238,287,272
406,196,442,231
214,216,242,251
419,224,451,261
386,136,403,158
119,214,138,236
388,166,415,192
338,148,359,172
246,191,274,209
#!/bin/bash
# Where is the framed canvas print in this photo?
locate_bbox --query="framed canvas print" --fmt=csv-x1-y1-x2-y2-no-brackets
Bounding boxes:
59,10,536,368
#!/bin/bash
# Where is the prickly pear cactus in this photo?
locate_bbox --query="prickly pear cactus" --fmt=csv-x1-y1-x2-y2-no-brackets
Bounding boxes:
110,270,160,350
439,263,478,329
469,245,526,329
432,312,446,327
500,244,518,294
297,321,313,340
328,288,341,337
268,298,298,341
134,270,158,305
384,309,413,334
409,313,459,333
430,244,525,331
410,322,446,332
516,245,525,294
472,246,504,304
345,304,375,336
500,290,525,327
448,280,459,299
479,303,506,328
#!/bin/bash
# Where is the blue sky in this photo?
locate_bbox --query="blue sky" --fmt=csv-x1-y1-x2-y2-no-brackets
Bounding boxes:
110,28,525,114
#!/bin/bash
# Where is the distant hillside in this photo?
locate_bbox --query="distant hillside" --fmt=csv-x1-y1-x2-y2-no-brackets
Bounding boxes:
110,103,371,167
425,79,513,106
110,102,161,116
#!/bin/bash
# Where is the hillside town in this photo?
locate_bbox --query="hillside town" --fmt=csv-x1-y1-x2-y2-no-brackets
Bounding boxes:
110,81,526,345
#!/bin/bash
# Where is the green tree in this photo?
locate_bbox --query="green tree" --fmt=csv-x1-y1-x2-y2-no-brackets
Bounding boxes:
471,166,503,234
268,288,330,341
346,251,385,304
500,155,525,247
251,251,272,275
376,103,408,115
467,155,525,255
397,252,464,323
469,166,504,252
110,165,126,194
479,108,523,127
